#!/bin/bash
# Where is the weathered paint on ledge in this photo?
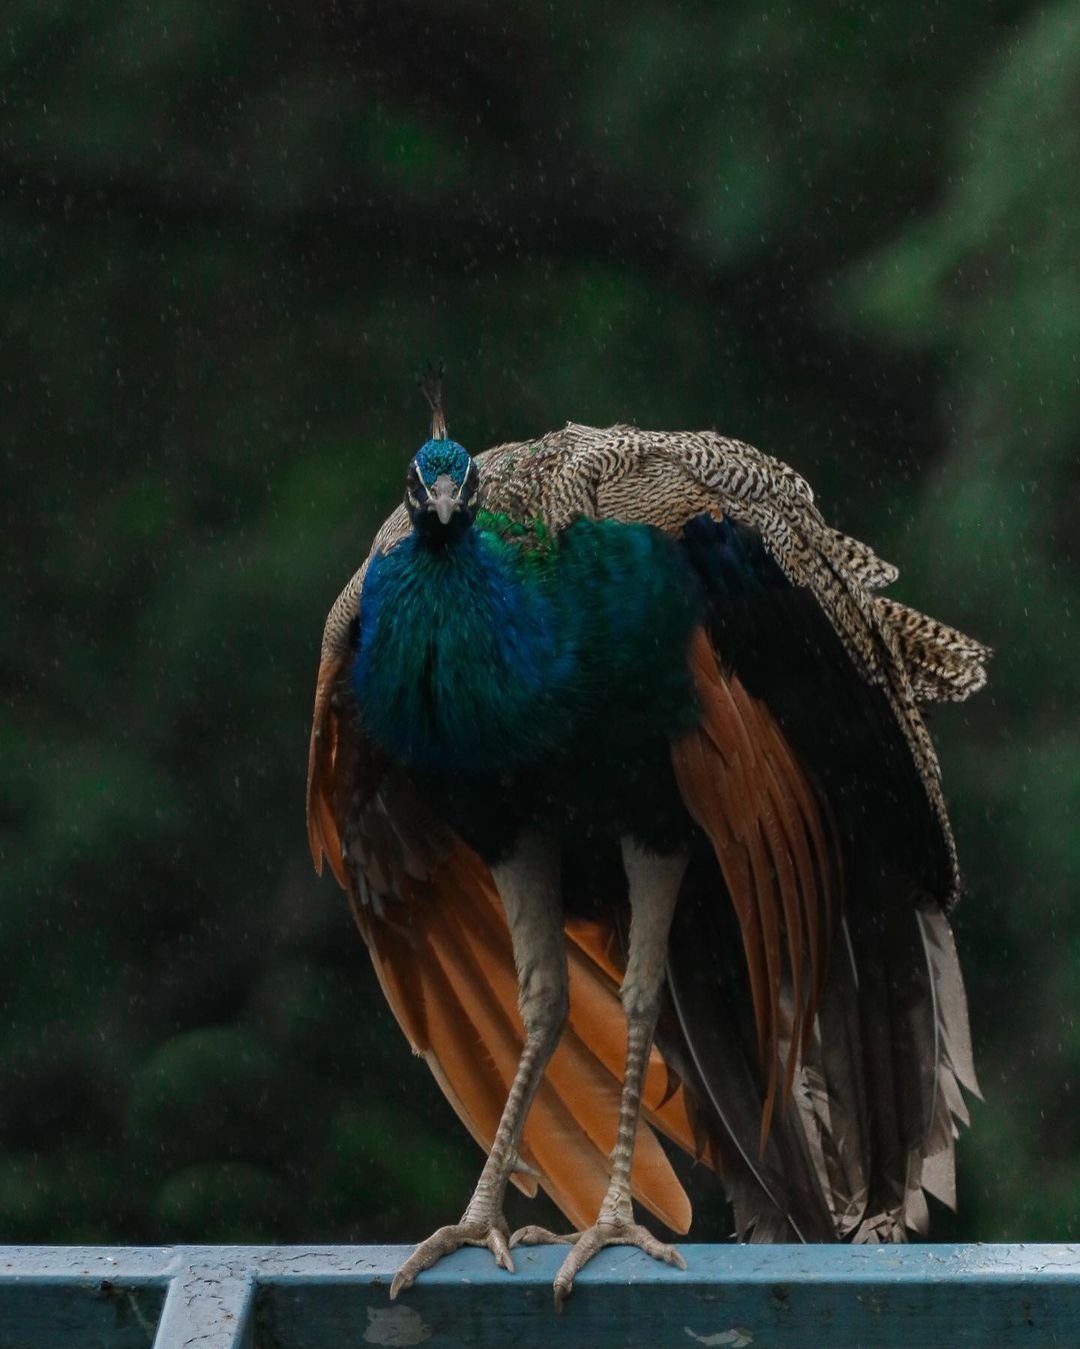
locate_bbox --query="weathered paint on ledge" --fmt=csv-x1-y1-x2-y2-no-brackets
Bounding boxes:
1,1244,1078,1348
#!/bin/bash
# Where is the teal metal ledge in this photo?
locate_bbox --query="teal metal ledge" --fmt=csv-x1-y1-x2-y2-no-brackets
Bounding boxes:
1,1244,1078,1348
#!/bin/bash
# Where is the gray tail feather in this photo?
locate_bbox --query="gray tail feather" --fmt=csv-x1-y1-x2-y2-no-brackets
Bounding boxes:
664,860,978,1243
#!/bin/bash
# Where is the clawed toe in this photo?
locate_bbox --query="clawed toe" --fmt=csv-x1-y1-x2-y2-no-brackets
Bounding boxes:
390,1218,514,1299
551,1216,685,1311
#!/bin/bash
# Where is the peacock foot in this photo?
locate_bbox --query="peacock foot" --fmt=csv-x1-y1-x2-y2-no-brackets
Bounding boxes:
512,1210,686,1310
390,1213,514,1299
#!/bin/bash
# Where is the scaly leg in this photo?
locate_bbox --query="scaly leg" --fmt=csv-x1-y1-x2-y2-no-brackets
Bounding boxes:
391,830,567,1298
512,838,688,1309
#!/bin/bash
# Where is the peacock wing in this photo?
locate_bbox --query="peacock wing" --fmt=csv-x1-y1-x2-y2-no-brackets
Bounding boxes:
658,441,979,1243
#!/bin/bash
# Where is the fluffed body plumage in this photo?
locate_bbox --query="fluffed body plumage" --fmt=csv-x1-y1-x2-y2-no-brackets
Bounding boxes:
354,512,703,856
308,420,987,1287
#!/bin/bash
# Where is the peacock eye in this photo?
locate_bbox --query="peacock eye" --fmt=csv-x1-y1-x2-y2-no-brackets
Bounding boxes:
405,462,425,507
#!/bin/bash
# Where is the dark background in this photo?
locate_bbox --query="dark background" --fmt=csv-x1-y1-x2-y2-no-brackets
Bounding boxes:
2,0,1077,1246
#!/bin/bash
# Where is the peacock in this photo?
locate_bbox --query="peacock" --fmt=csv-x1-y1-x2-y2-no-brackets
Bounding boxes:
306,377,987,1308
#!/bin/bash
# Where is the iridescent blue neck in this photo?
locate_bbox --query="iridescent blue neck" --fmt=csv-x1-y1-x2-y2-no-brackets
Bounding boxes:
353,529,570,774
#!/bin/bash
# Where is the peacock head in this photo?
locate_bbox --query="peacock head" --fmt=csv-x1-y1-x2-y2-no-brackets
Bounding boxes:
405,438,480,539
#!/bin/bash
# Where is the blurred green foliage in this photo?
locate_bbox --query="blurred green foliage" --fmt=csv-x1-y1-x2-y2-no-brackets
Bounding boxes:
1,0,1077,1246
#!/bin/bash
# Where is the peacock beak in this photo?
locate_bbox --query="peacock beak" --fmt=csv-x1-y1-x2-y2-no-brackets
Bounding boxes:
428,474,461,525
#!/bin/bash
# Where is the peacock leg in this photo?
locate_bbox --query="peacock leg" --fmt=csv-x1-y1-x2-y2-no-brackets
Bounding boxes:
512,838,688,1309
391,831,567,1298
